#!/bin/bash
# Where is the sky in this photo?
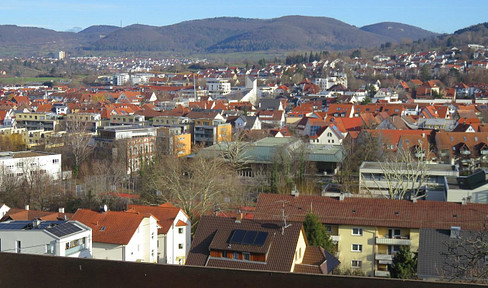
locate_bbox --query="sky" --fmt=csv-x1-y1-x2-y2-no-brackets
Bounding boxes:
1,0,487,34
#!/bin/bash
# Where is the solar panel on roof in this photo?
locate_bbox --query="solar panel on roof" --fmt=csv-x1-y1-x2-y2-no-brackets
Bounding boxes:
47,223,82,237
229,229,246,244
229,229,269,246
254,232,268,246
241,230,258,245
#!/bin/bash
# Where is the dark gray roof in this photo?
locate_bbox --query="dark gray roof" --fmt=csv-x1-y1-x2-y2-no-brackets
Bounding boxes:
259,99,282,110
46,222,83,237
418,228,486,281
187,216,303,273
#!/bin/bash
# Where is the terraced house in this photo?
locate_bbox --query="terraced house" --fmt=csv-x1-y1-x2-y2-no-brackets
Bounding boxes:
254,193,488,277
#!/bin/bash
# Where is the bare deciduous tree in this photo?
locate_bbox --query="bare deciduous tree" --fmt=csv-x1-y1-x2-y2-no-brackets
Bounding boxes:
143,155,245,225
441,224,488,284
367,145,429,199
64,119,94,177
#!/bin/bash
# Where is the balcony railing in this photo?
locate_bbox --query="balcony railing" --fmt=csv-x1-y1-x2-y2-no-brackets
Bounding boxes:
375,254,393,261
375,270,390,277
65,244,86,256
482,150,488,155
330,235,341,243
461,150,471,155
375,237,411,246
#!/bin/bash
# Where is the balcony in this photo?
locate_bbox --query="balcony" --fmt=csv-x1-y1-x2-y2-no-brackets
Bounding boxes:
375,254,393,261
375,254,393,264
376,237,411,246
482,150,488,155
330,235,341,243
65,244,86,256
375,270,390,277
461,150,471,155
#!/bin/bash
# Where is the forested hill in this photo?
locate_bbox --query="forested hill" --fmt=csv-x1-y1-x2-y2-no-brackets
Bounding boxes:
0,16,476,57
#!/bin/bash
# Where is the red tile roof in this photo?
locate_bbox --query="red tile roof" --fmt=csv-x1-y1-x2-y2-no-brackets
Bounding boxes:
255,194,488,231
71,209,146,245
127,204,184,234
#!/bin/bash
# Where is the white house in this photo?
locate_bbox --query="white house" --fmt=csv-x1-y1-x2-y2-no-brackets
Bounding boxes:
71,208,159,263
309,124,346,145
128,203,191,265
0,151,62,184
206,79,231,96
0,220,92,258
0,203,10,219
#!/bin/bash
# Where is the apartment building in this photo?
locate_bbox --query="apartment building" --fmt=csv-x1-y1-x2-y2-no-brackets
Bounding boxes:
16,112,61,131
254,193,488,277
359,161,459,200
0,151,62,183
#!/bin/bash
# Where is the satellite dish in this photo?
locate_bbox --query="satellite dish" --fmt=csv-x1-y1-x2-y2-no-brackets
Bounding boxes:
103,204,108,212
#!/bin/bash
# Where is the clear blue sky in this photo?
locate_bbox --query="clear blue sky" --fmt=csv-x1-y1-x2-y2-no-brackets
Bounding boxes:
2,0,487,34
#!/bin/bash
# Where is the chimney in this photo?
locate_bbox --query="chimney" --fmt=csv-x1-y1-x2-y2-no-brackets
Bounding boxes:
291,185,299,197
339,192,345,201
59,208,65,213
25,205,29,211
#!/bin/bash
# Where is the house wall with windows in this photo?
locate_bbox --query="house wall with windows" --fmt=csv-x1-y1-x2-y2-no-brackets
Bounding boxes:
164,210,191,265
0,151,62,183
0,221,92,258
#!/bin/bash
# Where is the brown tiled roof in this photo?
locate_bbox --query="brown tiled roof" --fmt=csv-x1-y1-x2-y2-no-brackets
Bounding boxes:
127,204,183,234
71,209,145,245
1,208,71,221
254,194,488,231
187,216,303,273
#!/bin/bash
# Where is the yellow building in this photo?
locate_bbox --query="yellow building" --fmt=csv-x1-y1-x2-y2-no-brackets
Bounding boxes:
255,193,488,277
22,130,65,149
156,127,191,157
193,119,231,147
65,113,102,133
16,112,61,131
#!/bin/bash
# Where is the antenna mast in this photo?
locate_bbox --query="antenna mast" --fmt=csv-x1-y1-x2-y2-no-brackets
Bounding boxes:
280,200,292,235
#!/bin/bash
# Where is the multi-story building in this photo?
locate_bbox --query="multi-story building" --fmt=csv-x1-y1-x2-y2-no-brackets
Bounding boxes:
65,113,102,133
206,79,231,96
157,127,192,157
193,119,231,147
0,151,62,183
0,220,92,258
128,203,191,264
71,208,158,263
96,126,157,174
16,112,61,131
254,193,488,277
109,114,146,126
359,161,459,200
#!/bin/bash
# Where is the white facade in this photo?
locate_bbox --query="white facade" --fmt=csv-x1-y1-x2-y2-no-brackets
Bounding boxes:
310,125,345,145
0,220,92,258
206,79,231,96
0,151,62,183
159,210,191,265
113,73,130,86
92,216,158,263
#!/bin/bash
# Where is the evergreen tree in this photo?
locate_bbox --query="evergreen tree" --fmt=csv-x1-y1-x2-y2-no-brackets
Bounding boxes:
303,213,336,253
389,246,417,279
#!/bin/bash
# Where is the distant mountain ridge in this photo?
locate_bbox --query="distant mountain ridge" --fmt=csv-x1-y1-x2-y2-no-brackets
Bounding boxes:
360,22,438,43
0,16,476,57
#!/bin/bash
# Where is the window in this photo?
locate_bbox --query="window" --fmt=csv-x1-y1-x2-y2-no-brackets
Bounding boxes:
233,252,239,259
151,232,155,240
16,240,21,253
325,225,332,234
178,243,183,249
178,227,184,234
243,252,250,261
351,244,362,252
351,260,362,268
222,251,228,258
352,228,363,236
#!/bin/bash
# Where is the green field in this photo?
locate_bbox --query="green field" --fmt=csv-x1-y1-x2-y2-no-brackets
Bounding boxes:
0,77,66,85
